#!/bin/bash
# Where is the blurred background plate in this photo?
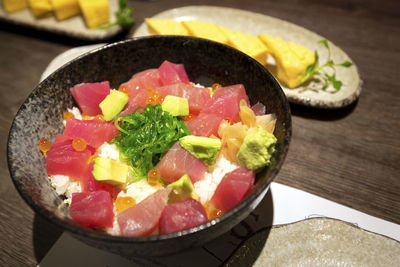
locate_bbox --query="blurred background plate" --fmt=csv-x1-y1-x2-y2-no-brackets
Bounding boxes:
133,6,362,109
0,0,122,40
225,218,400,266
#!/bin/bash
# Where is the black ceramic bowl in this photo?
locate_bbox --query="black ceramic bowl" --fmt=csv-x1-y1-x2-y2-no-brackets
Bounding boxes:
7,36,291,256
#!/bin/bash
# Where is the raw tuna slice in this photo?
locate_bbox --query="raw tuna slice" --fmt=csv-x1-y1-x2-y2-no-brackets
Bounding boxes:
118,87,148,117
70,82,110,116
70,190,114,228
119,69,162,92
202,84,249,121
117,187,172,236
159,198,208,234
64,119,117,149
46,139,91,179
155,142,207,183
158,60,190,86
185,113,223,137
210,167,255,213
80,162,122,199
156,83,211,115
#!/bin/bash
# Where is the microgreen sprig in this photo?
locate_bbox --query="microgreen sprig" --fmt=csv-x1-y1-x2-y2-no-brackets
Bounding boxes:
99,0,134,30
301,39,353,91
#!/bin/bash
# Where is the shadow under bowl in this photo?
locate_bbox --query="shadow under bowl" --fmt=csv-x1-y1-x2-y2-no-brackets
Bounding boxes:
7,36,291,256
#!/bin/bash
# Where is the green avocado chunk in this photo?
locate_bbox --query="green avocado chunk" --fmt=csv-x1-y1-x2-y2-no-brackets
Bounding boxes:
167,174,199,202
99,89,129,121
237,126,277,170
161,95,189,116
179,135,221,166
92,157,129,186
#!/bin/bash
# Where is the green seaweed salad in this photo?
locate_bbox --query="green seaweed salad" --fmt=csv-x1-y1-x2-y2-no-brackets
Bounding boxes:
111,104,190,179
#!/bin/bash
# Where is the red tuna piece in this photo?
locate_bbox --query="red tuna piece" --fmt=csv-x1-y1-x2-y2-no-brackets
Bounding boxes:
46,139,91,179
156,83,211,115
119,69,162,92
64,119,117,149
118,87,148,117
70,81,110,116
117,187,172,236
80,162,122,199
210,167,255,213
70,190,114,228
159,198,208,234
158,60,190,85
155,142,207,184
202,84,249,121
185,113,223,137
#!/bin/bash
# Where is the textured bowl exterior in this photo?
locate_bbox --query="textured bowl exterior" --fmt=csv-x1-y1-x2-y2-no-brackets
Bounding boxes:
7,36,291,256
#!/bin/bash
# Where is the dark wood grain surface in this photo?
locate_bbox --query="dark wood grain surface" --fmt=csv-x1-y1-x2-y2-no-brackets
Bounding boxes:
1,0,399,266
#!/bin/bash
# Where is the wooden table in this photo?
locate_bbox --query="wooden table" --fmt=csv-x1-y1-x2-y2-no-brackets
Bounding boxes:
1,0,399,266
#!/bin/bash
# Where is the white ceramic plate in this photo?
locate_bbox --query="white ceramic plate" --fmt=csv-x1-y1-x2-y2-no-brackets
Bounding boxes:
227,218,400,266
133,6,362,109
0,0,122,40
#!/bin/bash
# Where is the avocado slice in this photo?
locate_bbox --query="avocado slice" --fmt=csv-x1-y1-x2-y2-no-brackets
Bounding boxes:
161,95,189,116
92,157,129,186
179,135,221,166
99,89,129,121
167,174,199,203
237,126,277,170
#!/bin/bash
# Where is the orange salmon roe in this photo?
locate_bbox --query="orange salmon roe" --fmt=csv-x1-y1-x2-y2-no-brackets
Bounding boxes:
212,83,222,90
38,139,51,156
223,117,233,125
72,137,87,152
118,85,129,95
145,88,163,105
63,111,75,120
87,154,98,164
147,169,161,186
181,113,196,121
116,196,136,213
94,114,105,121
204,203,223,220
82,115,92,120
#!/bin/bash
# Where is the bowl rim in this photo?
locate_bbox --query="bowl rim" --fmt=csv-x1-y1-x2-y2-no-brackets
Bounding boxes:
7,35,292,244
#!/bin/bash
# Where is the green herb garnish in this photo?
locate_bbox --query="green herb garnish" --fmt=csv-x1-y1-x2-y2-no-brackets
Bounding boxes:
301,39,353,91
99,0,134,30
111,104,190,179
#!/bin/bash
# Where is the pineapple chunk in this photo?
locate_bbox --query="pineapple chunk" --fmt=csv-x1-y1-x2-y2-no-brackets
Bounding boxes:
181,20,228,44
145,18,189,35
28,0,53,18
50,0,80,21
228,31,269,65
3,0,28,13
258,33,314,88
78,0,110,28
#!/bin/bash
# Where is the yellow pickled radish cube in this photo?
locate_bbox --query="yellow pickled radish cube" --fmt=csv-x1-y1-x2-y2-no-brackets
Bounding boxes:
28,0,53,18
258,33,315,88
145,18,189,35
181,20,229,44
3,0,28,13
228,31,269,65
50,0,80,21
78,0,110,28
